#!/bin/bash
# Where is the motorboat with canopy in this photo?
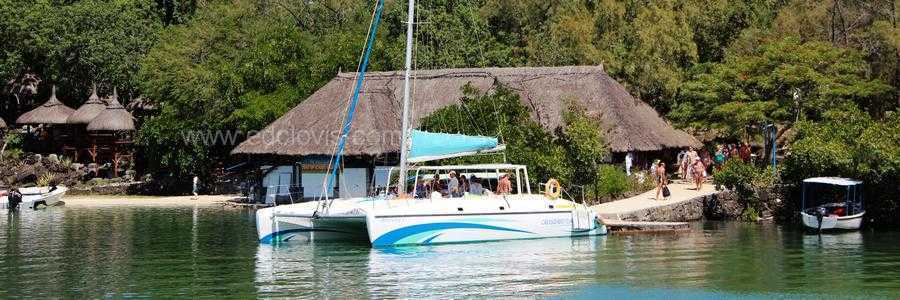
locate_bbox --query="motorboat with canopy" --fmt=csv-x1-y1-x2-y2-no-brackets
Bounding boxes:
799,177,865,231
255,0,605,247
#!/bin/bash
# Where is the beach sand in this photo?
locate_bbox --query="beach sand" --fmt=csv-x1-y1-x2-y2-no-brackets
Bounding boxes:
62,194,240,207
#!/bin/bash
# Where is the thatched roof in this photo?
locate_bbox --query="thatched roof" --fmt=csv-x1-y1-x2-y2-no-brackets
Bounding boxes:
87,88,135,131
16,85,75,125
67,84,107,124
233,66,701,156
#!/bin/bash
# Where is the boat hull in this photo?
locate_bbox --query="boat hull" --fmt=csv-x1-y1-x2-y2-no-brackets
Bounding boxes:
367,211,606,247
256,196,607,246
800,211,864,230
257,208,368,244
0,186,67,210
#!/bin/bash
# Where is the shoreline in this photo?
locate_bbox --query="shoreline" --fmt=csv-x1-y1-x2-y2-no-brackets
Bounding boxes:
62,194,241,207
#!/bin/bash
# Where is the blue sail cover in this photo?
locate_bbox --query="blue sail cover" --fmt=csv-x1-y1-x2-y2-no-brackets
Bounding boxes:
409,130,500,163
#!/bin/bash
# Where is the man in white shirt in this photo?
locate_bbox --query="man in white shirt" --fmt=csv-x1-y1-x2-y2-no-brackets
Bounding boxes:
625,152,634,176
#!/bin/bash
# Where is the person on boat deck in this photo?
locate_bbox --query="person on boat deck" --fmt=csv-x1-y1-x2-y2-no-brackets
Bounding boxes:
415,179,428,198
448,171,461,197
655,160,667,200
497,174,512,195
469,175,484,195
460,174,470,194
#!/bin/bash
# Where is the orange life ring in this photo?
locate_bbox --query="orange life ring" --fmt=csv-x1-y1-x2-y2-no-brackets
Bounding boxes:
545,179,562,199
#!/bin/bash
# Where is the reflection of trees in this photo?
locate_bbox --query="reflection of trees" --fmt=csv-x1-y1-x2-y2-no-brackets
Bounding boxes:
3,207,260,298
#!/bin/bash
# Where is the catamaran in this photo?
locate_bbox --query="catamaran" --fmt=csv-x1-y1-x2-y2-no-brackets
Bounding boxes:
255,0,606,247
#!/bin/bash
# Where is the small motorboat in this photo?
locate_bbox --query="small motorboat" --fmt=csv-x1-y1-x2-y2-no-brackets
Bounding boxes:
799,177,864,231
1,186,68,210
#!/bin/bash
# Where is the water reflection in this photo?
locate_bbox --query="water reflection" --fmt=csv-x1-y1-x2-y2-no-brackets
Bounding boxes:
3,207,900,298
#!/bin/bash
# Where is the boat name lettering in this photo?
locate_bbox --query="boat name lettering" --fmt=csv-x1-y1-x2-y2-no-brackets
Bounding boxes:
541,218,570,226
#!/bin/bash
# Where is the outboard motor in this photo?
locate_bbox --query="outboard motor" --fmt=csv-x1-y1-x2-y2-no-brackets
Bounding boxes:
7,189,23,210
815,206,827,231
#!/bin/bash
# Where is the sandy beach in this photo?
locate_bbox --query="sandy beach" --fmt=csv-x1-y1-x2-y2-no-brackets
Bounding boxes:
62,194,240,207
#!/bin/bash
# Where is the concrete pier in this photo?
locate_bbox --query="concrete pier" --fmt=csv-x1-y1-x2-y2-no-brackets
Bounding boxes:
592,181,734,233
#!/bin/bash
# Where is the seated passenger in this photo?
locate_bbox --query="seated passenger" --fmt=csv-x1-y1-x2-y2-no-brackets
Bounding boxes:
469,176,484,195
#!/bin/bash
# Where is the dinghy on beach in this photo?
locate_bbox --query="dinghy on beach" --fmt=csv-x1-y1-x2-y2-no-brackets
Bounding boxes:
1,186,68,210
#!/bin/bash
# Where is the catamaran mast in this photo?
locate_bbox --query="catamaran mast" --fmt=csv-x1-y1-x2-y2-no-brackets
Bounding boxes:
396,0,415,195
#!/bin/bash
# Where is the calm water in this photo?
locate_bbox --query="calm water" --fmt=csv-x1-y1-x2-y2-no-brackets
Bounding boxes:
2,206,899,299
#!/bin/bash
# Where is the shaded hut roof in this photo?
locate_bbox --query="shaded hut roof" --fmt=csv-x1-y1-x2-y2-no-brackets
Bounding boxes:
16,85,75,125
87,88,135,131
232,66,701,156
67,83,107,124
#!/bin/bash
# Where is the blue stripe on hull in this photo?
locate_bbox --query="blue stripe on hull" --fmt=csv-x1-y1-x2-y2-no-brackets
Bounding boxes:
259,228,356,244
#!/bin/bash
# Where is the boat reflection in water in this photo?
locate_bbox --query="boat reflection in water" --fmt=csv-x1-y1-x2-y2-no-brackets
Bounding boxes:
254,235,605,298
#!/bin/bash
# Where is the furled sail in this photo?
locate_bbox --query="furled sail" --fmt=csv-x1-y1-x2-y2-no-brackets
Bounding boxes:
408,130,505,163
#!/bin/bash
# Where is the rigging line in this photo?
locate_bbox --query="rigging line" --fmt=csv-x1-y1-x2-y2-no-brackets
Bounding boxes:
318,3,376,204
319,5,378,204
318,0,385,213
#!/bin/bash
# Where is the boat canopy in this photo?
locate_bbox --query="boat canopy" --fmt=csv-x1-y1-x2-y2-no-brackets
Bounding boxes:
803,177,862,186
408,130,505,163
802,177,864,214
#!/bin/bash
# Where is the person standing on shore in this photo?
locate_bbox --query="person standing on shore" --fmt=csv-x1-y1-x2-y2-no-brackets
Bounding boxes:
192,176,200,200
692,158,705,191
625,152,634,176
655,161,667,200
740,142,752,163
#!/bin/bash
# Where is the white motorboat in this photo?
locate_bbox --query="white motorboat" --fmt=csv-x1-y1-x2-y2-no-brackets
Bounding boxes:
1,186,68,210
257,164,606,246
799,177,864,231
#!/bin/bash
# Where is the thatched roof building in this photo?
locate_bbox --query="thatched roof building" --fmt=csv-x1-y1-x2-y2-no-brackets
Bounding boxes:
67,84,107,124
233,66,701,157
16,85,75,125
87,89,135,131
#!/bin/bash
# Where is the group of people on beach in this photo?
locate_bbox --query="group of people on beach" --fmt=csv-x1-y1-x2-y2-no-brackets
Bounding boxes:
653,142,752,200
413,171,512,199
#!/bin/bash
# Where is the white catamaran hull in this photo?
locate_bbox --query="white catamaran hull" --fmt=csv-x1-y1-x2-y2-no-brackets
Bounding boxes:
0,186,68,210
800,211,864,230
257,195,607,247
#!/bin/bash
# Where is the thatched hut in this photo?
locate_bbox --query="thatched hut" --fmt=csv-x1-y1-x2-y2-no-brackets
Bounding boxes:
67,84,106,125
61,83,107,161
232,66,701,203
15,85,75,153
15,85,74,125
86,88,135,176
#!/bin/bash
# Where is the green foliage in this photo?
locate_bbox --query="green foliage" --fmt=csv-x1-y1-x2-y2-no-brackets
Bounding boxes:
419,85,570,186
136,1,366,175
714,159,778,219
782,108,900,224
595,165,629,199
1,0,165,99
560,99,610,188
670,37,893,139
